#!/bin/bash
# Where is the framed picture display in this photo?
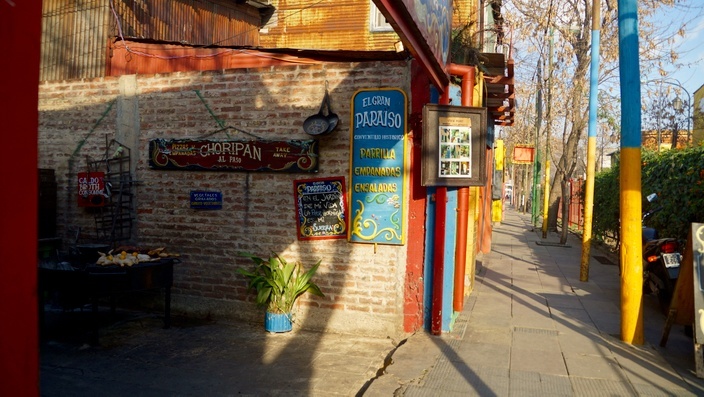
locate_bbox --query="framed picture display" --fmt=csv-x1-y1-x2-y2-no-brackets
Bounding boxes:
421,104,487,186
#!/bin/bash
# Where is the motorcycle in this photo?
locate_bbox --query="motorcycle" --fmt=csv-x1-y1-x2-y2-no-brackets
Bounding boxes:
642,193,682,310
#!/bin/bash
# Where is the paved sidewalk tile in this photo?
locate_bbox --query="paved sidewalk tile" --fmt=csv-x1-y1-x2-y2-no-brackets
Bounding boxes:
384,208,704,397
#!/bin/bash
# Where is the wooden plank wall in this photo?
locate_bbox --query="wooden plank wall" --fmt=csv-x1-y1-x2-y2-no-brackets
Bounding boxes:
260,0,399,51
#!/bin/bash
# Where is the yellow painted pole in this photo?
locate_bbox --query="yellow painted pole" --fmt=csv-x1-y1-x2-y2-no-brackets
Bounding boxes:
580,139,596,281
620,148,643,344
618,0,644,345
542,25,554,239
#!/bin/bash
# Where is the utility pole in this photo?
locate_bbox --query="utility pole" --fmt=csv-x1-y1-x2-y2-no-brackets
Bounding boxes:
541,27,553,239
580,0,601,281
532,62,543,226
617,0,644,345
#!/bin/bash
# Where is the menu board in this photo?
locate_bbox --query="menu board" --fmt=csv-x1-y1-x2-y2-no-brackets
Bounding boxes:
293,177,347,240
349,88,408,245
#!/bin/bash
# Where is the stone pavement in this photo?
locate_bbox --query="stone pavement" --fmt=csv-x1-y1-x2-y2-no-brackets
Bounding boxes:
41,310,394,397
367,208,704,396
41,208,704,396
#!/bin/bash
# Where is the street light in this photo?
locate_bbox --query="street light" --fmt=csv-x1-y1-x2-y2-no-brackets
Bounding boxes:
642,78,692,148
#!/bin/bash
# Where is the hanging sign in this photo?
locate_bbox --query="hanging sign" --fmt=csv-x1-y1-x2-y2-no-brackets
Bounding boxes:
512,145,535,164
148,138,318,173
293,177,347,240
77,172,107,207
421,104,487,186
348,88,408,245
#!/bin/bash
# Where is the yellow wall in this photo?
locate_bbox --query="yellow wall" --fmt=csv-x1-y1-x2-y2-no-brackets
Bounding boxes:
260,0,399,51
694,84,704,146
492,139,504,223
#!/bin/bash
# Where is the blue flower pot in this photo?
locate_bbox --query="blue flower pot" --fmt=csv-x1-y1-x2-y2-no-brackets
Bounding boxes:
265,312,292,333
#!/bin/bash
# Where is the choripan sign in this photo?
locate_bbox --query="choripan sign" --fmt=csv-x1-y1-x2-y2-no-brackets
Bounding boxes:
148,138,319,173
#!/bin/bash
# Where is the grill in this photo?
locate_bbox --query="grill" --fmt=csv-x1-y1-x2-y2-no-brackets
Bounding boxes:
39,258,179,344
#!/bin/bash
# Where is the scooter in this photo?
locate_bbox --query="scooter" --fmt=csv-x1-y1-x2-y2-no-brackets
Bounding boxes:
642,193,682,310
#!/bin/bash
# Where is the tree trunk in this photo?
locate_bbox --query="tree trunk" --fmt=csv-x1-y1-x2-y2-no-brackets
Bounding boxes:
560,177,570,245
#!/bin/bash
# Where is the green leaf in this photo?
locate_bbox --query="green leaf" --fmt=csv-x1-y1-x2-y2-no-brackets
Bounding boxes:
237,252,325,315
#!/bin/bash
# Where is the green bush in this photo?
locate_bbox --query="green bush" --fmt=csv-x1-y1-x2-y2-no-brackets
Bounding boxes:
592,165,621,241
591,145,704,244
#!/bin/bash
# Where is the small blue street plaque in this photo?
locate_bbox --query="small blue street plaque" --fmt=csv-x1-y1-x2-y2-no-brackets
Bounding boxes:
190,190,222,210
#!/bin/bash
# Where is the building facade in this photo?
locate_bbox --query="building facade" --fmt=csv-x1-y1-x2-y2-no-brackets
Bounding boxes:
37,0,515,337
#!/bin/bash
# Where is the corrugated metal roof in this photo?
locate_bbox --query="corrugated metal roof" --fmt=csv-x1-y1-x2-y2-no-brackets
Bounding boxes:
40,0,265,81
41,0,111,81
107,39,408,76
113,0,262,46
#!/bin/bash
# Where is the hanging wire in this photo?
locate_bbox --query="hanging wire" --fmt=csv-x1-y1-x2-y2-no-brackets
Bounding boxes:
69,99,116,160
194,90,261,140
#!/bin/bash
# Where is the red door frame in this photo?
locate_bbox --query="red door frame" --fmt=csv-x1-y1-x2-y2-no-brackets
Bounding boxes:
0,3,42,395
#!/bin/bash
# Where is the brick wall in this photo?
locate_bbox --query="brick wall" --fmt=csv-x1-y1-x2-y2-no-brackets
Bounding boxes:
38,60,412,337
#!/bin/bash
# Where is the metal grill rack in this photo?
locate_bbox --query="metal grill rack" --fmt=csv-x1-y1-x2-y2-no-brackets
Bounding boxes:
87,139,134,246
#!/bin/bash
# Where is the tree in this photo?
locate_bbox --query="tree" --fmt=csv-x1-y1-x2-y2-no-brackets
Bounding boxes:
642,83,691,149
504,0,704,231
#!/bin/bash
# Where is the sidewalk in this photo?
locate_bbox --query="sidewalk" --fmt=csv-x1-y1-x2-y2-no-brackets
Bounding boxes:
40,208,704,396
367,208,704,396
40,309,394,397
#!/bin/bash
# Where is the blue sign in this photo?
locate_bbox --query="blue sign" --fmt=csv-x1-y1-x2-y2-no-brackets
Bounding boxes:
190,190,222,210
349,89,407,245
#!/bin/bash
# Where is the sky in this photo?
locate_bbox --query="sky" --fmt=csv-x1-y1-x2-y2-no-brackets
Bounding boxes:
643,2,704,99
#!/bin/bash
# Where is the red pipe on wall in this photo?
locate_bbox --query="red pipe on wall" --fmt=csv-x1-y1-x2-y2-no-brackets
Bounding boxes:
447,64,475,312
431,88,451,335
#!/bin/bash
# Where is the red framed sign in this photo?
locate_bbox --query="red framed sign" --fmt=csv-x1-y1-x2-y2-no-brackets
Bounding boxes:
77,172,107,207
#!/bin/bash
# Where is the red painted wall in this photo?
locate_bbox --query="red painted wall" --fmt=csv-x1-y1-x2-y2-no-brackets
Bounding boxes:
0,2,41,395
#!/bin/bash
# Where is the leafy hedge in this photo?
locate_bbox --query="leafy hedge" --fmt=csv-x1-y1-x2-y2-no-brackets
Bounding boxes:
592,145,704,244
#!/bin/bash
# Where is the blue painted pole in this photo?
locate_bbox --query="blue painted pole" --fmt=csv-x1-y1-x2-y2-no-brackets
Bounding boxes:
580,0,601,282
617,0,643,345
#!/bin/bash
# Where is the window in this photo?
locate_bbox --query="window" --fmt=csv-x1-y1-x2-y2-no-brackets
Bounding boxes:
370,1,393,32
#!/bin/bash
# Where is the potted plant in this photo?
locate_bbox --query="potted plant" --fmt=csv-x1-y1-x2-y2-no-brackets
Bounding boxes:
237,252,324,332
